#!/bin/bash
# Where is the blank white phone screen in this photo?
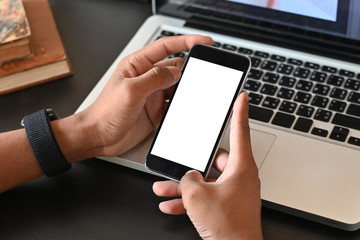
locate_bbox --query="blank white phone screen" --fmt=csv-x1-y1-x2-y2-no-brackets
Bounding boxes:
151,57,244,171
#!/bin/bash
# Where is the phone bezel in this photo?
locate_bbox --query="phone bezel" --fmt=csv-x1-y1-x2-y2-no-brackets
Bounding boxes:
145,44,251,181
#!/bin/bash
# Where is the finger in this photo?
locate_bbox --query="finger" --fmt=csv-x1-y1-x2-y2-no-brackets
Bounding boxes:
159,199,186,215
227,92,255,171
119,35,213,77
154,57,185,69
212,148,229,173
126,66,181,100
179,170,205,195
153,180,181,197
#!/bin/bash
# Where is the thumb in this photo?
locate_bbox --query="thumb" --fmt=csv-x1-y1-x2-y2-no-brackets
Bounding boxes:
179,170,205,195
225,92,256,175
130,66,181,97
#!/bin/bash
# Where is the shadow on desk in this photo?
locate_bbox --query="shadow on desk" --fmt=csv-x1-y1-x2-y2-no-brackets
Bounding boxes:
1,159,360,239
0,159,200,240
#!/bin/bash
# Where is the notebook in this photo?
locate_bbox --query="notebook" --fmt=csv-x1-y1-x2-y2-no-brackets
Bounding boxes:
76,0,360,231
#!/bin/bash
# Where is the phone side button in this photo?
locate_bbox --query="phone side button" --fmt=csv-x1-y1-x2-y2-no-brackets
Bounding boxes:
249,104,274,123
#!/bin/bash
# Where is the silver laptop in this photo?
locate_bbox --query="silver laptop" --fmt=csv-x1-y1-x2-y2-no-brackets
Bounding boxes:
76,0,360,231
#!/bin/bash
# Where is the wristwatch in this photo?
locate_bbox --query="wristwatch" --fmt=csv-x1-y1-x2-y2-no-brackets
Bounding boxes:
21,109,71,177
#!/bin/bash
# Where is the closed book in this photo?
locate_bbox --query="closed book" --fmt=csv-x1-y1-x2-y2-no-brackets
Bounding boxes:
0,0,72,95
0,0,32,65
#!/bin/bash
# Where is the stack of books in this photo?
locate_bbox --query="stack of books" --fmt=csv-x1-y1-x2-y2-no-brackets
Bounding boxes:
0,0,72,95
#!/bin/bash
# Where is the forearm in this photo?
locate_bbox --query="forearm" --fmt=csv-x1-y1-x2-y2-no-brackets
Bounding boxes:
0,110,100,193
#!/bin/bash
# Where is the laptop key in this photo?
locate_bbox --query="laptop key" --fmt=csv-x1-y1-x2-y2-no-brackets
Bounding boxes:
212,41,221,48
244,80,261,92
339,69,355,78
261,84,278,96
287,58,303,66
248,68,263,80
296,105,314,118
313,83,330,96
260,84,278,96
329,100,346,112
160,30,175,36
346,104,360,117
262,96,280,109
279,101,297,113
322,65,337,74
254,51,269,58
357,73,360,80
314,109,332,122
250,57,262,68
277,64,294,75
249,104,273,122
294,117,313,132
296,80,313,92
348,137,360,147
294,91,312,104
238,47,253,55
311,127,328,137
263,72,280,84
328,75,344,86
293,67,310,78
304,62,320,69
279,76,296,88
271,54,286,62
310,71,327,83
261,60,278,71
174,52,186,58
222,44,237,51
248,93,263,105
311,95,329,108
330,88,347,100
329,126,349,142
344,79,360,90
277,88,294,100
332,113,360,131
348,92,360,104
272,112,295,128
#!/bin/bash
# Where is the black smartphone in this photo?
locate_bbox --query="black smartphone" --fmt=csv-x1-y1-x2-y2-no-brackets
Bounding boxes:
145,44,251,181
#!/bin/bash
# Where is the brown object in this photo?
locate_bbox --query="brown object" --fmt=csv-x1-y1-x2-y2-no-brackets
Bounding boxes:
0,37,32,65
0,0,72,95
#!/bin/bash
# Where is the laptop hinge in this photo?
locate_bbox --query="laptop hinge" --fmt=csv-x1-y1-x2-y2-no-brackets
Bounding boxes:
185,16,360,64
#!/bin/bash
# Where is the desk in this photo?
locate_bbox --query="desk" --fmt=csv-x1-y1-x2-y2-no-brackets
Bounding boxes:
1,0,360,239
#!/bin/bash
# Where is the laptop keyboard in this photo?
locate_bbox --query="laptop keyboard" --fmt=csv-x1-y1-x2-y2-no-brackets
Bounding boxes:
156,30,360,148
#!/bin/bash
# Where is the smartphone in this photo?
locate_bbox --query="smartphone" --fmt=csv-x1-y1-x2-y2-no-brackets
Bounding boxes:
145,44,251,181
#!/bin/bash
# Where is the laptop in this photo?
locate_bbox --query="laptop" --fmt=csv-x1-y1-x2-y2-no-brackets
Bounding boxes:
76,0,360,231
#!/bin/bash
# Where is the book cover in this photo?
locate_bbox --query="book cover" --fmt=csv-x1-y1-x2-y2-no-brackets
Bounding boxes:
0,0,72,95
0,0,32,65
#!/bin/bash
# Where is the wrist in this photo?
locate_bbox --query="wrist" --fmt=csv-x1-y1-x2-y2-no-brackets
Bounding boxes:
51,110,102,163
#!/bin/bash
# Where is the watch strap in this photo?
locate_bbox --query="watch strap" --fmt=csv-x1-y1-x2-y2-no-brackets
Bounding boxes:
23,109,71,177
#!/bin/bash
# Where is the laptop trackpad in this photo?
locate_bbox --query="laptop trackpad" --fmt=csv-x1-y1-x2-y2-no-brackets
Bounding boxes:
219,127,276,169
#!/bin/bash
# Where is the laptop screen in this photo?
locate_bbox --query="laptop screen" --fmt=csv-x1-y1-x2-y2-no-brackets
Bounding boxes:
163,0,359,41
159,0,360,61
226,0,359,41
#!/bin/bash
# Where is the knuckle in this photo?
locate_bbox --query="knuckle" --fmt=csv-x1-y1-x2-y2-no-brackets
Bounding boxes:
151,67,173,83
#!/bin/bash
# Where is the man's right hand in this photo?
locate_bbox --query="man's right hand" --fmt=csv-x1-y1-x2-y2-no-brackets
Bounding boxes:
153,92,263,240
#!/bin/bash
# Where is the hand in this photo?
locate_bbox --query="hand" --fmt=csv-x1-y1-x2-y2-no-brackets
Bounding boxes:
81,35,213,157
153,92,263,240
0,35,213,193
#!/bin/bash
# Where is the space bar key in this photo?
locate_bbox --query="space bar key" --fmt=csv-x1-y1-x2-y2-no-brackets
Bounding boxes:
249,105,274,123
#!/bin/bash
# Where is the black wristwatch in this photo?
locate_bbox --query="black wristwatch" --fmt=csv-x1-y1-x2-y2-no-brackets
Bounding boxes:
21,109,71,177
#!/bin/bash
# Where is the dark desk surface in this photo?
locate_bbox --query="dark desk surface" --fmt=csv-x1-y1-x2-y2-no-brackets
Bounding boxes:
1,0,360,239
